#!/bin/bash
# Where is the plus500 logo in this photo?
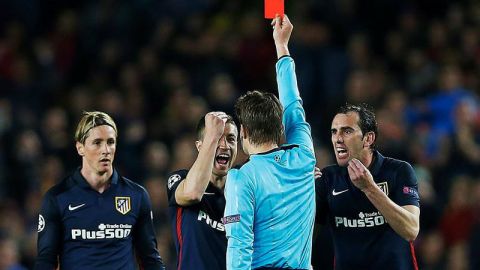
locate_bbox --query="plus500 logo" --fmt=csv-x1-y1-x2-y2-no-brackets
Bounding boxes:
335,212,386,228
198,210,224,232
71,224,132,240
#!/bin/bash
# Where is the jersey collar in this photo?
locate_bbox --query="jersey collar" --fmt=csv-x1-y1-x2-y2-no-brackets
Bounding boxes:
73,167,119,189
368,150,384,177
254,144,299,155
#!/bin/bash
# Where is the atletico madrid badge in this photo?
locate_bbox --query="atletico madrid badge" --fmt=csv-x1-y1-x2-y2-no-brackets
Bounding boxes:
115,197,131,215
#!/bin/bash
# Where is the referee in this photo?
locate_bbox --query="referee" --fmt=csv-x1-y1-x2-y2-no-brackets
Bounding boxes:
223,15,316,270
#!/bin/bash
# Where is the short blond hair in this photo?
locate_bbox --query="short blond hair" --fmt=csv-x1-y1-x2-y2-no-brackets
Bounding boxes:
74,111,118,144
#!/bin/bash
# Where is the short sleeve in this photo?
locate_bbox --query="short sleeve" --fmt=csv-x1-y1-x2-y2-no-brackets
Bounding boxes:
165,170,188,207
393,162,420,207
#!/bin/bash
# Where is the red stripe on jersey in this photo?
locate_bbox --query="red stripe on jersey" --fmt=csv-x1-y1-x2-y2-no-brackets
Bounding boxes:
410,241,419,270
136,253,144,270
176,208,184,270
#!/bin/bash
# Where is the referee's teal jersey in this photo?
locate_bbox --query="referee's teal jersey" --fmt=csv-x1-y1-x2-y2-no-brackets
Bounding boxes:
224,56,316,270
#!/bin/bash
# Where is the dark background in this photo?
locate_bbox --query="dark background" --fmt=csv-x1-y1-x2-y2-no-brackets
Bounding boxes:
0,0,479,269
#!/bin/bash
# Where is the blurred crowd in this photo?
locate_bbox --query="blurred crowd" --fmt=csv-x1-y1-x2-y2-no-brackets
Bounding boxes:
0,0,480,269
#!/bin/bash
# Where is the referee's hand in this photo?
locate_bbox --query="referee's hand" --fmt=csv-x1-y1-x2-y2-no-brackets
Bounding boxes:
272,14,292,58
272,14,292,46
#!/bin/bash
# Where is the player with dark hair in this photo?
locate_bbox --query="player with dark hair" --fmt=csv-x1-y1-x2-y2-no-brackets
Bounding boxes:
223,15,316,270
166,111,238,270
315,103,420,269
35,111,165,270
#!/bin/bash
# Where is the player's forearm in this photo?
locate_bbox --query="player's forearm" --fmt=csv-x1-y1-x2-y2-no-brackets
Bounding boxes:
179,138,218,204
363,186,420,241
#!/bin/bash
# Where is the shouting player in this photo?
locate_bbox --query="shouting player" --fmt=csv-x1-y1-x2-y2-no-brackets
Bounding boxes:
166,112,238,270
315,103,420,269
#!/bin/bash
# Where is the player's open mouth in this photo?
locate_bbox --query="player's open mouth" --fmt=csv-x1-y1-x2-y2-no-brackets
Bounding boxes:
336,147,348,159
215,153,230,166
100,158,110,163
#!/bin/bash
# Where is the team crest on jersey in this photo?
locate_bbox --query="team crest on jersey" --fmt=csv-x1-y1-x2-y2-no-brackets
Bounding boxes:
376,182,389,196
115,197,131,215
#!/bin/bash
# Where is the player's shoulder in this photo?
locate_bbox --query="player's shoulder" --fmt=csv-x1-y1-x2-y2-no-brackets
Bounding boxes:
44,172,76,198
316,164,344,188
381,155,414,172
120,176,148,194
167,169,189,179
166,169,188,190
321,164,343,175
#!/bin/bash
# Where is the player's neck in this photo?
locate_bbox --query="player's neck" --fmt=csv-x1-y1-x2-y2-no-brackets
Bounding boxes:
247,143,279,155
360,150,374,168
80,166,112,193
210,175,226,191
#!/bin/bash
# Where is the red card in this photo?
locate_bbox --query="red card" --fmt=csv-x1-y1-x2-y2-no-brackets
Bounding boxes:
265,0,284,19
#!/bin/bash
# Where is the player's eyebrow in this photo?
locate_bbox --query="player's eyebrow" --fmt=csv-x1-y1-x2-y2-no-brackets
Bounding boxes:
331,126,355,133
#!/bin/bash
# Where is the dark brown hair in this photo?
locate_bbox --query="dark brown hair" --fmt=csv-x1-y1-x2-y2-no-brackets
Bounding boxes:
337,103,378,150
235,90,283,145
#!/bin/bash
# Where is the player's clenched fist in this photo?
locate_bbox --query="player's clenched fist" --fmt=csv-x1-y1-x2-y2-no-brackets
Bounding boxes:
204,111,228,142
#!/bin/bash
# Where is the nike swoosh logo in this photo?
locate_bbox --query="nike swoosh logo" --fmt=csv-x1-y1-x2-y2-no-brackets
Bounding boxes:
68,203,86,211
332,189,349,196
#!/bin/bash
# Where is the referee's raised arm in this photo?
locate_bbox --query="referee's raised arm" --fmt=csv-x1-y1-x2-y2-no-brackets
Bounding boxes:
273,15,314,152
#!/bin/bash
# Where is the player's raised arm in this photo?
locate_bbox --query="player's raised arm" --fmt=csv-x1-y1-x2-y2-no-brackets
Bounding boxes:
272,15,314,152
174,112,227,206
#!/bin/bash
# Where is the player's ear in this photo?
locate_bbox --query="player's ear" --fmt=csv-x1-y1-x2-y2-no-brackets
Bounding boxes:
363,131,375,149
195,140,202,152
76,141,85,156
